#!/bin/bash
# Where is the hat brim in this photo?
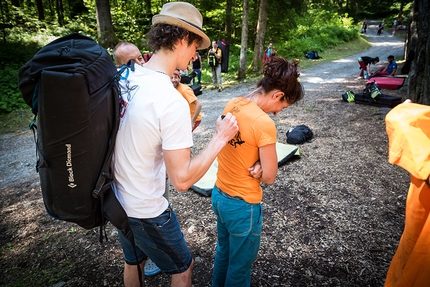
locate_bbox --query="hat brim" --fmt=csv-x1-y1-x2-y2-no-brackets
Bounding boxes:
152,15,211,50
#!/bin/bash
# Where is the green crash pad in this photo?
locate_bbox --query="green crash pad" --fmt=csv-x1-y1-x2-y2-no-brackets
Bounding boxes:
190,142,300,196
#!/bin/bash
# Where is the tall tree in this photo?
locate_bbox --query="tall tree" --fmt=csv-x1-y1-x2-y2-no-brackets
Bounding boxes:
238,0,249,80
95,0,116,48
36,0,45,20
56,0,64,26
406,0,430,104
252,0,268,72
225,0,233,44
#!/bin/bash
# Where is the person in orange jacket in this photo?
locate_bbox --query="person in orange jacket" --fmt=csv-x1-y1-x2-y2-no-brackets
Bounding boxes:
384,99,430,287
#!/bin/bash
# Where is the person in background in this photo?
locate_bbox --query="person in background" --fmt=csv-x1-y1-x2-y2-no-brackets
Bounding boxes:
362,18,368,33
171,70,202,131
357,56,379,79
384,99,430,287
370,55,397,78
208,40,223,92
112,42,145,66
112,2,238,287
190,51,202,85
211,56,304,287
262,41,277,65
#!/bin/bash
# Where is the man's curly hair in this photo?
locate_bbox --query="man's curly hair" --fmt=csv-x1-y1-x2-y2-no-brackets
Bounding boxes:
147,24,203,52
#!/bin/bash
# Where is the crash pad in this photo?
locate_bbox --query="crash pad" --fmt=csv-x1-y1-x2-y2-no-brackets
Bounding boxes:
190,142,300,196
367,77,405,90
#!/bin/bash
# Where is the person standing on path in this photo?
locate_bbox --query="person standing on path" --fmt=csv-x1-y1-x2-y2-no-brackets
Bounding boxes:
262,41,277,65
190,51,202,85
112,2,238,286
211,56,304,287
208,40,223,92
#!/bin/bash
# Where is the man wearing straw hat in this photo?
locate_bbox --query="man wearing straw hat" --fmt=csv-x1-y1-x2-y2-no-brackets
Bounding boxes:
112,2,238,286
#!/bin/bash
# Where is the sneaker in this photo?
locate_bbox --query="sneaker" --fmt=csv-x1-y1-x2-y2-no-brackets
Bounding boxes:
218,87,223,92
144,258,161,276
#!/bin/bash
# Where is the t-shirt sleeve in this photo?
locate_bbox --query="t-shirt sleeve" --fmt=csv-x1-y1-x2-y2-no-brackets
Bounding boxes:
160,95,193,151
253,115,277,147
180,85,197,104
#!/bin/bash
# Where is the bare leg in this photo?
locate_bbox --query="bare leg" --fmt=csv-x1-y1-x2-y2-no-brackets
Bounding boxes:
124,261,145,287
170,258,194,287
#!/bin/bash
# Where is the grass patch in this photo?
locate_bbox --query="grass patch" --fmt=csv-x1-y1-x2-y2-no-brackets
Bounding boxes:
298,36,372,69
0,109,34,134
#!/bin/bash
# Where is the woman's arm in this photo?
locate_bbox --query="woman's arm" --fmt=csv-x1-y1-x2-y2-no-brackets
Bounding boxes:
258,143,278,184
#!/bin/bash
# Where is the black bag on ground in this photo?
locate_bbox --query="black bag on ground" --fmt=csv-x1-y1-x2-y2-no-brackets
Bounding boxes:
18,33,130,236
286,125,313,144
190,83,202,96
354,93,402,108
305,51,321,59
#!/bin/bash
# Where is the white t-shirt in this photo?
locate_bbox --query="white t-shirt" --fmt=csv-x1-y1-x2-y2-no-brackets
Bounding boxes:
113,66,193,218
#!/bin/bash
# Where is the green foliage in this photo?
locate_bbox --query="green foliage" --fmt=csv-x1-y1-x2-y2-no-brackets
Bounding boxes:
279,9,357,59
0,68,28,113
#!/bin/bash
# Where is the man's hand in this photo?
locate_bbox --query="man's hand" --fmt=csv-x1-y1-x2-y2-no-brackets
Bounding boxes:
215,112,238,143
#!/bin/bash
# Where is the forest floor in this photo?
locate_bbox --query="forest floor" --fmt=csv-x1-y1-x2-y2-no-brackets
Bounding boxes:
0,22,410,286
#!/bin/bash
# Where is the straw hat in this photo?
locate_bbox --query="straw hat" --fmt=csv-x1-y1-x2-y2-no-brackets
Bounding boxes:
152,2,211,50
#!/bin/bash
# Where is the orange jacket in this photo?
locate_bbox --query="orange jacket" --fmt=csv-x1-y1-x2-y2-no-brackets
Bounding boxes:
385,103,430,287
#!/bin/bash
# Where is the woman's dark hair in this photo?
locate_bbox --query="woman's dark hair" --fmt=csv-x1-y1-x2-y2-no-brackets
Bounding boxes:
373,57,380,63
147,24,203,52
258,56,304,104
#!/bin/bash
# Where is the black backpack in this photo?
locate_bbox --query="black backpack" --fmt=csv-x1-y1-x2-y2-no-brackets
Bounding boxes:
286,125,314,144
305,51,321,59
18,33,132,241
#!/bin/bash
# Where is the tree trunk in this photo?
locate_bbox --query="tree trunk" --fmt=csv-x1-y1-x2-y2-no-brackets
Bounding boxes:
406,0,430,104
238,0,249,80
252,0,268,72
36,0,45,20
95,0,116,48
56,0,64,26
143,0,151,17
225,0,232,44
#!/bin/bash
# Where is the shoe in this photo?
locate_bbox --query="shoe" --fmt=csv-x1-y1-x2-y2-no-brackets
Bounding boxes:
144,258,161,276
218,87,223,92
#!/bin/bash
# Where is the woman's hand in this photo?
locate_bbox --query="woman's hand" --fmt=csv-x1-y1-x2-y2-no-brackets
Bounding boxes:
248,160,262,179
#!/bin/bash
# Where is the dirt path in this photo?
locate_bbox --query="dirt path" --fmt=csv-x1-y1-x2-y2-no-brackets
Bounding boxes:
0,22,410,287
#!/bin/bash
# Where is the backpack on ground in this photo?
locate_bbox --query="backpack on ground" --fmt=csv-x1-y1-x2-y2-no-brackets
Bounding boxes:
286,125,314,144
305,51,321,60
18,33,133,241
342,91,355,102
363,81,382,101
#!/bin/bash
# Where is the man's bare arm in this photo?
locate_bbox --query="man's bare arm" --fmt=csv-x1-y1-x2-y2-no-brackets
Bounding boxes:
164,113,238,191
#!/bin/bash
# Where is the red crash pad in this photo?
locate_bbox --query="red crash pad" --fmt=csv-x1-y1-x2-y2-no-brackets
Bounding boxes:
367,77,405,90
